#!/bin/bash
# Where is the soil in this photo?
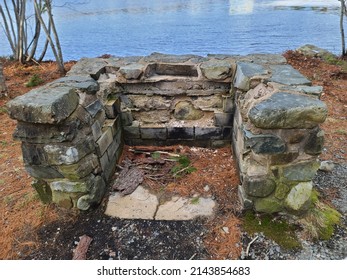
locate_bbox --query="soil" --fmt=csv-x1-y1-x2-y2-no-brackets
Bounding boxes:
0,51,346,260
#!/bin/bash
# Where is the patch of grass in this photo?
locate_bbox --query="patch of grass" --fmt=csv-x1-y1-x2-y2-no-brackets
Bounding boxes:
242,211,301,250
25,74,44,87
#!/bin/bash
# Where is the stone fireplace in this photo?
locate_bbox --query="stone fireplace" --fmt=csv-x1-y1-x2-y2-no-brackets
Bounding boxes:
7,53,327,215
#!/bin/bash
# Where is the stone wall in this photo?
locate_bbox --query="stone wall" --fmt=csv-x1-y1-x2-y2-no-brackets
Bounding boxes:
6,53,327,214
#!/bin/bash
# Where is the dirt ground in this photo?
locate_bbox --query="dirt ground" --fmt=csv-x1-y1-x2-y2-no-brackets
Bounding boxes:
0,51,346,260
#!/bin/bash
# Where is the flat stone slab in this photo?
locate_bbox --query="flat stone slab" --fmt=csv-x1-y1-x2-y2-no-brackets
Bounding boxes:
7,86,79,124
248,92,327,129
105,186,159,219
105,186,216,220
269,65,311,85
155,196,216,221
234,62,268,90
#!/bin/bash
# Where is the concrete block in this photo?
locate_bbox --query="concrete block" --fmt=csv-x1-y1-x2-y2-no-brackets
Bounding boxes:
124,125,141,139
141,127,167,140
195,127,222,140
167,127,194,139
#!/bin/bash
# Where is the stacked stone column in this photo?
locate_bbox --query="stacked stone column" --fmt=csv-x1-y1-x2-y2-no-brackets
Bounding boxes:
7,76,123,210
233,61,327,214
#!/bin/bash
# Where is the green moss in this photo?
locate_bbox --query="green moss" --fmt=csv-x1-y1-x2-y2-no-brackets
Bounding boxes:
190,197,200,205
242,211,302,250
300,199,341,240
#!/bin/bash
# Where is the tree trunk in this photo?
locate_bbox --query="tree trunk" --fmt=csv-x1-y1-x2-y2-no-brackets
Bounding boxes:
341,0,346,56
33,0,65,74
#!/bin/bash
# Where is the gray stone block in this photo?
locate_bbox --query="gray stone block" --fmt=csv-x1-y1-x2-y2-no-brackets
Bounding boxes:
124,124,141,139
119,63,144,80
248,92,328,129
85,100,104,117
99,152,109,173
51,76,99,94
7,86,79,124
285,182,313,212
103,117,120,137
14,121,78,143
43,137,95,165
107,130,122,160
304,127,325,155
120,111,133,126
50,175,95,193
200,60,232,80
32,179,52,204
244,129,286,154
195,127,222,140
22,143,48,166
238,185,253,210
214,112,233,126
233,62,268,91
105,99,120,119
282,160,320,182
243,177,276,198
25,165,64,179
57,153,100,180
167,127,194,139
269,65,311,86
96,127,114,156
141,127,167,140
91,120,102,141
77,175,106,210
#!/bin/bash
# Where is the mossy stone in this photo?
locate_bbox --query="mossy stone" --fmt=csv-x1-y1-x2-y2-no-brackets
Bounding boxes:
275,183,290,200
32,179,52,204
254,197,283,214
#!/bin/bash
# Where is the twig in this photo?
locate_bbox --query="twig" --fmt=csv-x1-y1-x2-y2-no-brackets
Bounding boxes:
129,148,180,158
173,165,191,176
189,253,197,260
246,236,259,257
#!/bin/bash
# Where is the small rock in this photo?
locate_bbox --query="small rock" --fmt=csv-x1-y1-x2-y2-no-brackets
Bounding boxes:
204,185,210,192
222,227,230,234
319,161,335,172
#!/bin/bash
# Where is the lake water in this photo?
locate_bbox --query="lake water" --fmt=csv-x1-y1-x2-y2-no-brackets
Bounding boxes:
0,0,343,60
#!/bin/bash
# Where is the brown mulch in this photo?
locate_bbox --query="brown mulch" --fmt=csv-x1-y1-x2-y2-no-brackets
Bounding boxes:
0,50,346,259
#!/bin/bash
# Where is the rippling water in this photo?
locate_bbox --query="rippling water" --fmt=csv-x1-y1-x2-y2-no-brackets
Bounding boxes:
0,0,343,60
